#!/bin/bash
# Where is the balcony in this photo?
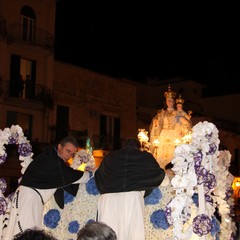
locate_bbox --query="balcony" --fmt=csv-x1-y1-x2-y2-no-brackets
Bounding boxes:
6,23,54,53
0,79,54,110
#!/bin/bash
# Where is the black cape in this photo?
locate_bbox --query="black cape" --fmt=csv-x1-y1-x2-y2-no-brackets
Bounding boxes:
94,146,165,197
20,146,83,208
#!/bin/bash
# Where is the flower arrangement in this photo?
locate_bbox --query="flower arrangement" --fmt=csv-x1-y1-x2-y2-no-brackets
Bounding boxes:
0,125,33,238
70,149,95,171
165,121,237,239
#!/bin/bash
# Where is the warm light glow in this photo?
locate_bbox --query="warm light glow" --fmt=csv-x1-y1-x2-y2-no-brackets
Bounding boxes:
232,176,240,198
78,163,86,171
181,131,192,144
93,149,104,169
67,157,86,172
152,139,160,147
224,218,230,223
174,139,181,145
137,129,149,142
67,158,73,165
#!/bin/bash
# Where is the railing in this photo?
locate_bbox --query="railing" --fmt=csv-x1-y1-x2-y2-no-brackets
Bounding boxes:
7,24,54,52
1,79,54,109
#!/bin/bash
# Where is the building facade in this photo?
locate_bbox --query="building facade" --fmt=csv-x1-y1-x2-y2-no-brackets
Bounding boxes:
0,0,239,197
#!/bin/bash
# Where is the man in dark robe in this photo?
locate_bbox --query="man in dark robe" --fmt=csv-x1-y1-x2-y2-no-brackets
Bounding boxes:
94,137,165,240
4,136,89,239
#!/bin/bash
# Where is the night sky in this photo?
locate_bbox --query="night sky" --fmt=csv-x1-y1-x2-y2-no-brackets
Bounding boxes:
54,1,240,95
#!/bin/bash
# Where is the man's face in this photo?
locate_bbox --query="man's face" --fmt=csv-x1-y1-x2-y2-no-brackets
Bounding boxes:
57,143,78,162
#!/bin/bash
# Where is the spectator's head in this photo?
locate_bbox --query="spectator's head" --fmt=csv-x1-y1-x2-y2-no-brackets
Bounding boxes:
13,228,57,240
77,221,117,240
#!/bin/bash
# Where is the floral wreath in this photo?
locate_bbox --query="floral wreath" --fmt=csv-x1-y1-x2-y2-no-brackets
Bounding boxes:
0,125,33,216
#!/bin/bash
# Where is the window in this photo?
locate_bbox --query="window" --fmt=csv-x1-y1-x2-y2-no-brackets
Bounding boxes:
6,111,33,140
56,105,70,143
20,6,35,42
9,54,36,99
100,114,120,150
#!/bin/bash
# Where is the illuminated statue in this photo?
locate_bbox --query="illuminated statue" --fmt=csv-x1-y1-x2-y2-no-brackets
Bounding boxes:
149,85,192,169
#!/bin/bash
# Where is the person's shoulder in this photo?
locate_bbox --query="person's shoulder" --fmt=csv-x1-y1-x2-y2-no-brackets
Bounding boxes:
102,149,118,159
140,150,155,158
34,146,54,159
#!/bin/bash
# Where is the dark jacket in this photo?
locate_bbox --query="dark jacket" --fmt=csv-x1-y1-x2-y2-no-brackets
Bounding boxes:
94,146,165,196
21,146,83,208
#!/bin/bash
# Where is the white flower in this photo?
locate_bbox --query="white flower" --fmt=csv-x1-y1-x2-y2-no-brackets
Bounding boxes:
171,175,190,189
71,149,95,170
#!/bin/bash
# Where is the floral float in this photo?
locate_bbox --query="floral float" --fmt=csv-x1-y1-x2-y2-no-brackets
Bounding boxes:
0,123,237,240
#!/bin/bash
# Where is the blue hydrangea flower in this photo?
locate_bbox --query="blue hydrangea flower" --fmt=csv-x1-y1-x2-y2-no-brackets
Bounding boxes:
86,219,95,224
211,216,220,237
68,220,80,233
44,209,61,229
86,177,99,195
64,191,74,204
150,209,170,229
144,188,162,205
192,193,199,206
18,142,32,157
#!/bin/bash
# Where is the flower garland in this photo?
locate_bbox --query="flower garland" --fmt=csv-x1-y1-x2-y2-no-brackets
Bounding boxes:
0,125,33,238
165,121,237,239
0,125,33,175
